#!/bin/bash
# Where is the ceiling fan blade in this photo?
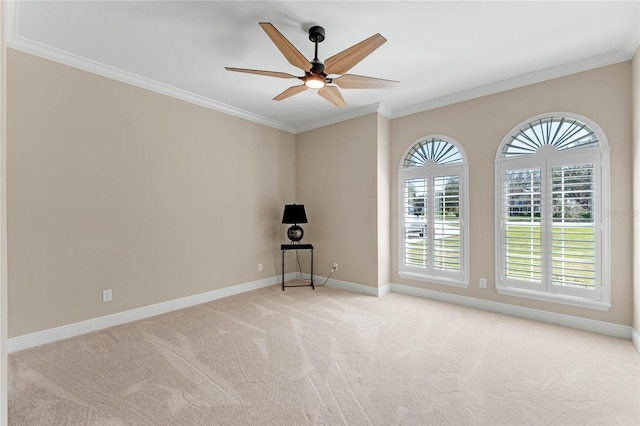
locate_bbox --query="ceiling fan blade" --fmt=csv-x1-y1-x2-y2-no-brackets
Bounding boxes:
225,67,299,79
318,86,346,108
332,74,399,89
273,85,308,101
324,33,387,75
259,22,311,72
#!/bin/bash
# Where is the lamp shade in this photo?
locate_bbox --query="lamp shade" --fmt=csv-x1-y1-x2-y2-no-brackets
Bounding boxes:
282,204,307,224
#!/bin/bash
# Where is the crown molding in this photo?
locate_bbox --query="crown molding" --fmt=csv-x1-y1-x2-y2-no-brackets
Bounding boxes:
4,0,639,134
6,37,296,133
4,1,296,134
392,49,634,120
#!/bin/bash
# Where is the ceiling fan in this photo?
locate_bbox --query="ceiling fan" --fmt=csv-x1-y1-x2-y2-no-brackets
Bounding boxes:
225,22,398,107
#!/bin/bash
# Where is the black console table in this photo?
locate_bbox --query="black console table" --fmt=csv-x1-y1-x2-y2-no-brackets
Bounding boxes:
281,244,314,291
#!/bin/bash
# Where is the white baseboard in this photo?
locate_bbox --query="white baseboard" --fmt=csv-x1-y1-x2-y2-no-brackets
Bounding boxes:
8,274,296,353
321,277,385,297
390,283,633,340
632,328,640,354
9,275,637,354
378,283,392,296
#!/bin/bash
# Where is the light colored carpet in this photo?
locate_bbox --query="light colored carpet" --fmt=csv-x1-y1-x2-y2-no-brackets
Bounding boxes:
8,285,640,425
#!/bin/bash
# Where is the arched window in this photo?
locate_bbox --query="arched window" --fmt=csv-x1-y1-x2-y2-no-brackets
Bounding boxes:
495,113,610,310
398,136,468,287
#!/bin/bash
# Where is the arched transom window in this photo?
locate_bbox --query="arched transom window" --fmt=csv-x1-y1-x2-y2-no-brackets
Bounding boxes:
501,116,599,157
398,136,468,287
403,137,464,167
495,113,610,310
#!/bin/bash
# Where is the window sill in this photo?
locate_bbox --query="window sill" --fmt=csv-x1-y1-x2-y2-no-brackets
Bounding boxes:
398,272,468,288
496,286,611,311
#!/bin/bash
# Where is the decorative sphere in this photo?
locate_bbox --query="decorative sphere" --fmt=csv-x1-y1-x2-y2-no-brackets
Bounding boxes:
287,225,304,242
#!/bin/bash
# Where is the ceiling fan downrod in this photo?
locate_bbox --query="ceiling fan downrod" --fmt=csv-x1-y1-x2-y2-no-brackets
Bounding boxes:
308,25,325,75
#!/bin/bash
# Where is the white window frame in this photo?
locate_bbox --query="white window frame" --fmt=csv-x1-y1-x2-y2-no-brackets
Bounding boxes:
495,113,611,310
398,136,469,288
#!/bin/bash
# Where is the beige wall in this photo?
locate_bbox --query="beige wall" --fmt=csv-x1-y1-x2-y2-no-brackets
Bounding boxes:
391,62,633,326
633,47,640,335
6,46,637,338
296,113,381,288
7,49,296,337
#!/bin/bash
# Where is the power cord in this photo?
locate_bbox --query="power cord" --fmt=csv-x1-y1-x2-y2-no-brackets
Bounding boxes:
295,251,336,287
317,266,337,287
295,251,307,280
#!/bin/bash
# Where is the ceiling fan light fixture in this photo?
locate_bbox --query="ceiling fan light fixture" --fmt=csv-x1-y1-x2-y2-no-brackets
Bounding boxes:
304,75,326,89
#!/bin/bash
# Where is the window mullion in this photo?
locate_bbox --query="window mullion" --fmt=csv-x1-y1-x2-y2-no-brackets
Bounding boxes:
427,171,434,277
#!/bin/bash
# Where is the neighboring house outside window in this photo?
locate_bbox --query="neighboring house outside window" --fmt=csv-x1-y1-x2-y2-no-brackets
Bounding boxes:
495,113,610,310
398,136,469,288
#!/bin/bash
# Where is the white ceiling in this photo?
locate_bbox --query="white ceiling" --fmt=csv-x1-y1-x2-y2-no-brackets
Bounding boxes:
5,1,640,133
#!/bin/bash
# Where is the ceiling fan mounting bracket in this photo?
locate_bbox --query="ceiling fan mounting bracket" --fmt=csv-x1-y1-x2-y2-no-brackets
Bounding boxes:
308,26,325,43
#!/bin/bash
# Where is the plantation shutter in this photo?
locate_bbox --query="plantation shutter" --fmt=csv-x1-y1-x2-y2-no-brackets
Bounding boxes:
502,167,543,288
550,162,597,291
433,175,461,272
402,173,462,275
403,177,428,267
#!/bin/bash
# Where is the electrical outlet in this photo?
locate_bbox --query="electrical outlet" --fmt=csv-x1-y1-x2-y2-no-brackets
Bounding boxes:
258,263,263,272
102,289,112,302
479,278,487,289
333,262,339,271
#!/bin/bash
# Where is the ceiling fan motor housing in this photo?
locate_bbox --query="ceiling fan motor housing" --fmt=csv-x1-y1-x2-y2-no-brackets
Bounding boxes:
310,60,325,75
